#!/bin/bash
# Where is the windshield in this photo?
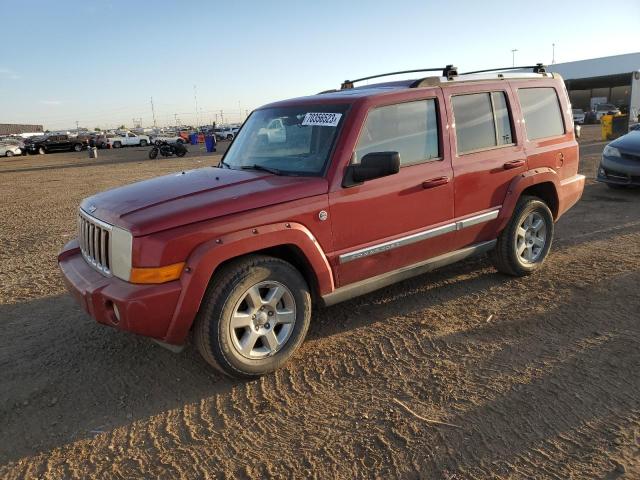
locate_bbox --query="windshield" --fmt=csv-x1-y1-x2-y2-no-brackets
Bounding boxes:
222,104,349,175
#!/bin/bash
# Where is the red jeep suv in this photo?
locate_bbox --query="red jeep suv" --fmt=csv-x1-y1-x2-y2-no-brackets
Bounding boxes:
58,65,585,377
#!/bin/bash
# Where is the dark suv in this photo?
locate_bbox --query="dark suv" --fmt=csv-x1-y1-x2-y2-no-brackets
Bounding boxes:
25,134,85,154
59,64,585,378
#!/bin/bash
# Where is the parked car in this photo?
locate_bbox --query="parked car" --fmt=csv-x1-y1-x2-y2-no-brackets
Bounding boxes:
597,130,640,188
594,103,621,122
214,127,238,140
572,108,585,125
24,134,85,154
0,143,22,157
150,133,186,144
107,131,150,148
58,66,584,378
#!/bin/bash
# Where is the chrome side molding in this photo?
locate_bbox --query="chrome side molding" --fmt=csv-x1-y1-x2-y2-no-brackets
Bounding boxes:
323,240,497,307
339,208,500,264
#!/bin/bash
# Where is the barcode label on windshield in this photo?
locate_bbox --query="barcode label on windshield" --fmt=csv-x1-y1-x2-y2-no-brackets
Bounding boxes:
301,112,342,127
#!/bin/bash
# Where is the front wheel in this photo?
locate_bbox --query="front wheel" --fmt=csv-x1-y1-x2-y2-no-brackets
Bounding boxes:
148,147,158,159
113,141,122,148
73,143,83,152
5,151,14,157
38,147,46,155
490,196,554,276
194,255,312,378
140,139,148,147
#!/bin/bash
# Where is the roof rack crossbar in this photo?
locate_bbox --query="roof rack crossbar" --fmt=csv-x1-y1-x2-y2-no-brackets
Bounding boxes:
341,67,449,90
461,63,546,75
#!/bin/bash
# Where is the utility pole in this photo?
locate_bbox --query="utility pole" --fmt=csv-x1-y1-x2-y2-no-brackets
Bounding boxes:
511,48,518,67
193,85,199,128
150,97,157,128
552,43,556,64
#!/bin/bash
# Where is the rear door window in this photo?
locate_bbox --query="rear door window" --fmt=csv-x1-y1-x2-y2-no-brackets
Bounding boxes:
518,87,565,140
354,99,439,166
452,91,514,154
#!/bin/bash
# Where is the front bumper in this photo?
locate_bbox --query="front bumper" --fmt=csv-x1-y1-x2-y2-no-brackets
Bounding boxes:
58,240,183,342
597,155,640,186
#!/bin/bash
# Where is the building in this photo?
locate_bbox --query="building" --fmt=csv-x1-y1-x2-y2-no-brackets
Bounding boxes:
0,123,44,136
546,52,640,123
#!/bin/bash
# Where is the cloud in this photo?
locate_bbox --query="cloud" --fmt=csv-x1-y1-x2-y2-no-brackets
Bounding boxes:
0,68,21,80
42,100,62,106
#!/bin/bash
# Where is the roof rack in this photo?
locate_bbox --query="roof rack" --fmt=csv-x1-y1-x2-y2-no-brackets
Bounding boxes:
331,63,547,93
340,65,457,90
460,63,547,75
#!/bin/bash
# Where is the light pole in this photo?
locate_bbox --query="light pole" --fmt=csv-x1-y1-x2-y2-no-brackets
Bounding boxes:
552,43,556,64
511,48,518,68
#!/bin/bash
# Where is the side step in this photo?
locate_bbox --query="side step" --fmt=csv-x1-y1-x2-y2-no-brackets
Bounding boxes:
321,240,496,307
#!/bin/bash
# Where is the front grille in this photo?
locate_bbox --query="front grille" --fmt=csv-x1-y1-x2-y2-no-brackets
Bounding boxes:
78,210,112,275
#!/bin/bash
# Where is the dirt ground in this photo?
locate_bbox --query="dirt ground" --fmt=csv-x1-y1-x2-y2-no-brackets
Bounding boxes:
1,128,639,479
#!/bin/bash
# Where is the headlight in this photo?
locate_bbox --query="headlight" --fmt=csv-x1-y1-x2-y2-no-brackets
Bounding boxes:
603,145,621,157
110,225,133,281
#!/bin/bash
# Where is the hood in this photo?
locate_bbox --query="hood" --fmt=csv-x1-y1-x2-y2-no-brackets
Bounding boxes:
81,167,328,236
610,131,640,153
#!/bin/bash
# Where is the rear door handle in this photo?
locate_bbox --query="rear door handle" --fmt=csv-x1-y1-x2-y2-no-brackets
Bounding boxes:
503,160,526,170
422,176,450,189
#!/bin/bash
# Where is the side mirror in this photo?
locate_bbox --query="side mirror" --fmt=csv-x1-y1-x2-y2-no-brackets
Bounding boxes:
343,151,400,187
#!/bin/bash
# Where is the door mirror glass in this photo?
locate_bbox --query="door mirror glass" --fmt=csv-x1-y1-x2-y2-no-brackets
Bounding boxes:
343,151,400,187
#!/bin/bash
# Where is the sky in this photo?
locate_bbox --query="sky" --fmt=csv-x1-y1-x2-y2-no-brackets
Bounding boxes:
1,0,639,130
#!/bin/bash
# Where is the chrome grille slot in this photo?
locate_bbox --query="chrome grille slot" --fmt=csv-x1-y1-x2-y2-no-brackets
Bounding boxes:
78,209,112,276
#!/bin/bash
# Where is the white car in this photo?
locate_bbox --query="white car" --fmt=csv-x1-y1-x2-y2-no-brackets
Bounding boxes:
0,143,22,157
214,127,239,141
150,133,186,145
108,131,151,148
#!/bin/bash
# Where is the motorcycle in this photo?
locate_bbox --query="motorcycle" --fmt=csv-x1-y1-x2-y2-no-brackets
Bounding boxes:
149,140,187,159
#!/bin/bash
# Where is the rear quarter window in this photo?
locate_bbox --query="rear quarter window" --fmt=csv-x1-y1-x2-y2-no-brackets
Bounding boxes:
518,87,565,140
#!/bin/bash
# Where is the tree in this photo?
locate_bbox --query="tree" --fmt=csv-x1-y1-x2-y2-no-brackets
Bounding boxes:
118,124,126,130
94,127,101,131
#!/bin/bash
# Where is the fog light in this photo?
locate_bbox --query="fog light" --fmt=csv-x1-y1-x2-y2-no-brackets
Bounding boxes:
599,167,606,176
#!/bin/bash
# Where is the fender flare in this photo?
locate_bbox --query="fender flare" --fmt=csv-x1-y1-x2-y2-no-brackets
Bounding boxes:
163,221,334,344
495,168,560,232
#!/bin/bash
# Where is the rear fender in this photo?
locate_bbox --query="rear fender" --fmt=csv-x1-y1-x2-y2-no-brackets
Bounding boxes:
163,222,334,344
496,168,560,232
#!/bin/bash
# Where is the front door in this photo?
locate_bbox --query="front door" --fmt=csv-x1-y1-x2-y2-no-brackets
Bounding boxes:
329,93,456,287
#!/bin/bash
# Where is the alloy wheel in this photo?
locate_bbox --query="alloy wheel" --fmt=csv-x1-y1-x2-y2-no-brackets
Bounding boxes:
229,281,296,359
516,211,547,263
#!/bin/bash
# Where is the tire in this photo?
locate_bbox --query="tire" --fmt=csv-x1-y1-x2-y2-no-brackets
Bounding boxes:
5,151,14,157
73,143,83,152
113,141,122,148
176,138,184,144
226,134,233,140
148,147,158,159
176,149,186,158
38,147,46,155
194,255,312,378
140,139,148,147
490,196,554,276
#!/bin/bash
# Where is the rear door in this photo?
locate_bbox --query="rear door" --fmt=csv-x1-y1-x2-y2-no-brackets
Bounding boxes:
445,85,526,247
329,91,456,287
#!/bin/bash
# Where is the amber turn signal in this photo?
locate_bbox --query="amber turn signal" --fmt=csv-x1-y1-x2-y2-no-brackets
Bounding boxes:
129,262,185,284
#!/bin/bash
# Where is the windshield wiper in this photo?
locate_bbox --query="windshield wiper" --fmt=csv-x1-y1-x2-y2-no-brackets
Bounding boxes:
240,164,283,175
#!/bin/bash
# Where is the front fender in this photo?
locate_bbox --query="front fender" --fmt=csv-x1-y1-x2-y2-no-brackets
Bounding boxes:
163,222,334,344
495,168,560,232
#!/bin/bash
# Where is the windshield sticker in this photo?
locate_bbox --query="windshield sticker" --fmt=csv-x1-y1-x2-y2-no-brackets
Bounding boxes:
301,112,342,127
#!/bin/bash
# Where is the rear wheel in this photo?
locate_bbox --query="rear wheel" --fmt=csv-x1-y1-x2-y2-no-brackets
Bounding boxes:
490,196,554,276
73,143,83,152
5,151,14,157
194,255,311,378
140,139,148,147
38,147,46,155
226,134,233,140
148,147,158,159
113,141,122,148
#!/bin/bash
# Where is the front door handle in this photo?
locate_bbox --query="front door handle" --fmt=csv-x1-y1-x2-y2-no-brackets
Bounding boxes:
503,159,526,170
422,176,450,189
